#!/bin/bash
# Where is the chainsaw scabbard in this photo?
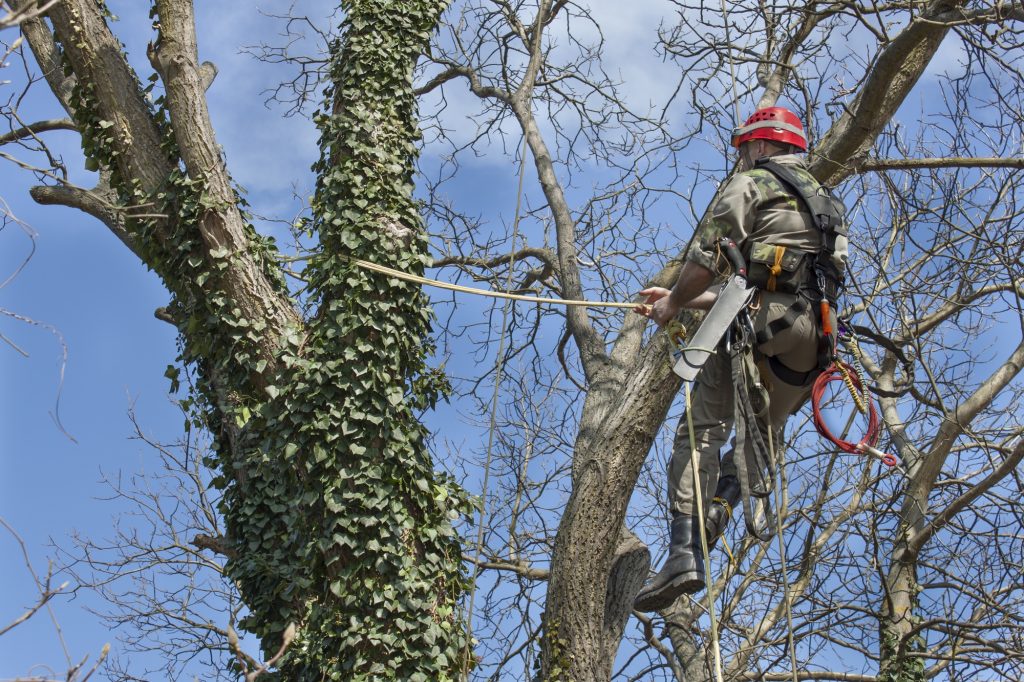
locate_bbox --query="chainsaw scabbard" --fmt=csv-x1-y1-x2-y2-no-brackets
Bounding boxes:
672,276,755,381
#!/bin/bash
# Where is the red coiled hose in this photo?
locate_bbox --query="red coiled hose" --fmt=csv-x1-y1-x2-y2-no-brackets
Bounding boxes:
811,361,897,467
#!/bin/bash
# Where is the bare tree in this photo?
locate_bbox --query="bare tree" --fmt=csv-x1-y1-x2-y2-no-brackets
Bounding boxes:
1,518,110,682
4,1,1023,681
409,1,1024,680
52,410,243,681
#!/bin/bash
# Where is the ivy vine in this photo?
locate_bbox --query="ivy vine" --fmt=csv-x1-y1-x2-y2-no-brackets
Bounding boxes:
66,0,470,679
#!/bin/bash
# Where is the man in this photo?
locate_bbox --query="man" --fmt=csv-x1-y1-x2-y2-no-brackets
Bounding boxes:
633,106,847,612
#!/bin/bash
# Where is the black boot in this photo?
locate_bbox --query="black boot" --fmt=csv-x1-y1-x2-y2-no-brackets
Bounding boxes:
705,476,741,549
633,515,704,612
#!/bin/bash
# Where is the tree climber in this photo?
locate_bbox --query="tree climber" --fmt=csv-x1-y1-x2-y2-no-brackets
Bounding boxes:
632,107,848,612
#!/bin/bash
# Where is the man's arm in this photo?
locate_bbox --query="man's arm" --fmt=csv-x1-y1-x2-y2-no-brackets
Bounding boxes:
636,261,715,326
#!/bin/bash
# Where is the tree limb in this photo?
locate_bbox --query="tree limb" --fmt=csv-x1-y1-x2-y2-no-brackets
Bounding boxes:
28,181,139,257
8,0,77,111
811,0,966,185
462,554,549,580
909,438,1024,555
432,246,556,272
852,157,1024,173
191,533,237,560
152,0,300,387
903,280,1024,340
898,338,1024,557
0,118,77,146
0,0,59,31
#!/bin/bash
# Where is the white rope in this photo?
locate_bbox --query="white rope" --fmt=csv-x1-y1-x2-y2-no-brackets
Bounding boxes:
349,256,636,309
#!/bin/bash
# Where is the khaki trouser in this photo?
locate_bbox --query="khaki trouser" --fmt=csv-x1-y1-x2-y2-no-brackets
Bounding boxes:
668,291,824,516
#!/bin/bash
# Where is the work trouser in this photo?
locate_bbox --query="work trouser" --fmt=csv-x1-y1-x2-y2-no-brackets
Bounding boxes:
668,290,824,517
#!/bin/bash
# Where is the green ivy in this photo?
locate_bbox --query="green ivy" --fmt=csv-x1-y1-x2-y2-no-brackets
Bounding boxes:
878,575,926,682
66,1,470,679
251,3,470,677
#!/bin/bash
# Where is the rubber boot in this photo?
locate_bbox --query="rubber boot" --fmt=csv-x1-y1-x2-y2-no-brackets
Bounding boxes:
705,475,742,549
633,515,704,612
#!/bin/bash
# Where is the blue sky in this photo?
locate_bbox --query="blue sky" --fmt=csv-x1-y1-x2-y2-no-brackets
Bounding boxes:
0,2,331,676
0,1,1002,679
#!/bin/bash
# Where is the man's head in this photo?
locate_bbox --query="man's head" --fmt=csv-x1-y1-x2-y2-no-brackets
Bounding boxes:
731,107,807,170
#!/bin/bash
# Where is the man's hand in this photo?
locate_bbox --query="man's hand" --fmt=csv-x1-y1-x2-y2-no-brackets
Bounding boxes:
634,287,681,327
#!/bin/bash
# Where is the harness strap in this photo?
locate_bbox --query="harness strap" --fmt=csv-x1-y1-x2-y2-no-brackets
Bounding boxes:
754,295,809,347
768,355,818,387
754,288,835,373
729,326,776,542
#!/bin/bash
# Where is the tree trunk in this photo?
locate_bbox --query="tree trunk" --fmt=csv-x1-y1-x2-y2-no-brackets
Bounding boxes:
540,333,682,680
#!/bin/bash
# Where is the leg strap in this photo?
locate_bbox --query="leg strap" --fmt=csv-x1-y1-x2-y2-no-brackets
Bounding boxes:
754,295,809,348
768,355,819,387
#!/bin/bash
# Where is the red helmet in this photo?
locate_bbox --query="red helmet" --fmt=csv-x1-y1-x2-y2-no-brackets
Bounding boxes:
731,107,807,151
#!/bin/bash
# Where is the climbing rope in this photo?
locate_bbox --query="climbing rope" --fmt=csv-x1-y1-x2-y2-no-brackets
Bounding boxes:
349,256,636,309
684,382,725,682
462,134,530,678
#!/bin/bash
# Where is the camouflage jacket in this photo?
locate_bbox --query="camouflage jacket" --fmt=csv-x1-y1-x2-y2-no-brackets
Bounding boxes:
685,154,848,281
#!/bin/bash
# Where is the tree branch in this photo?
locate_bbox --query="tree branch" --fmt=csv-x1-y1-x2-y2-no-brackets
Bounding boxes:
0,0,59,31
8,0,77,111
191,533,237,560
899,338,1024,556
904,280,1024,340
415,62,510,102
152,0,300,388
811,0,966,184
29,181,140,257
852,156,1024,173
0,118,77,145
432,246,556,272
511,94,606,381
909,438,1024,555
463,554,549,580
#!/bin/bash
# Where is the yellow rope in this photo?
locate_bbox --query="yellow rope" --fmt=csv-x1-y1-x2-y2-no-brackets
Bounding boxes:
713,496,736,566
768,424,799,682
720,535,735,567
685,383,725,682
836,360,868,415
349,257,637,309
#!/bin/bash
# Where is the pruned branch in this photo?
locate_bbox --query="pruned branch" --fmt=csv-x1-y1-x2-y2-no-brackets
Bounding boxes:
191,533,237,560
28,182,138,256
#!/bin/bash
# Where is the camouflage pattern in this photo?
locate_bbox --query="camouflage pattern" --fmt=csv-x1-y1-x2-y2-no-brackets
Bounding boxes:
685,154,847,276
669,153,847,518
